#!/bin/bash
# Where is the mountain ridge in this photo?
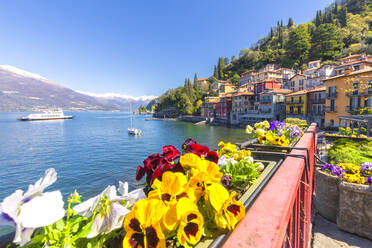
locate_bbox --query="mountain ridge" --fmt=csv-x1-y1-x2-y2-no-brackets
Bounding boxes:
0,65,155,111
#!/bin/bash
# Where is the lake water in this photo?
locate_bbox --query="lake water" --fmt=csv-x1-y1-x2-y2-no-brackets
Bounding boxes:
0,112,248,204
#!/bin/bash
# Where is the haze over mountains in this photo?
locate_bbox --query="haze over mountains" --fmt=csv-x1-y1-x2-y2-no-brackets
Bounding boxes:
0,65,156,111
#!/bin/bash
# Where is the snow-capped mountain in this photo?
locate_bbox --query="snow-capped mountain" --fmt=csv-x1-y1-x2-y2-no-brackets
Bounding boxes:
0,65,156,111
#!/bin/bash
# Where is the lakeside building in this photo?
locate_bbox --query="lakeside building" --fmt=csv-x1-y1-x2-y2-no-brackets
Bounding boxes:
210,80,236,96
239,89,291,124
334,53,372,76
200,96,219,118
303,62,335,90
238,70,256,86
230,92,255,125
215,93,232,124
288,74,306,91
324,68,372,127
195,78,209,93
285,90,308,120
307,87,326,128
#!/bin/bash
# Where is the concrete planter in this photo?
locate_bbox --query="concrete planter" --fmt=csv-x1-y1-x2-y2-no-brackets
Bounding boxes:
314,168,340,222
337,181,372,240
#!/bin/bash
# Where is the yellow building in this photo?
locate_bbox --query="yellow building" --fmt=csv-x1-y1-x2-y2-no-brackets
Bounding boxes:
324,68,372,127
285,90,308,119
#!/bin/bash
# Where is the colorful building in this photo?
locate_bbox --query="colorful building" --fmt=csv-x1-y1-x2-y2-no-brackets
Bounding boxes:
307,87,326,128
324,68,372,127
334,53,372,76
215,93,232,123
285,90,308,120
288,74,306,91
230,92,255,125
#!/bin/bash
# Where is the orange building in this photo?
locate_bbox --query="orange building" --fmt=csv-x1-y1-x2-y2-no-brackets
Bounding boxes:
324,68,372,127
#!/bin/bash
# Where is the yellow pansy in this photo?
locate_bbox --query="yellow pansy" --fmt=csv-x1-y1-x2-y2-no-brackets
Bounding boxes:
217,141,237,156
188,162,222,201
148,171,196,231
176,198,204,246
179,153,203,170
255,128,265,137
263,120,270,129
207,183,245,230
123,198,166,248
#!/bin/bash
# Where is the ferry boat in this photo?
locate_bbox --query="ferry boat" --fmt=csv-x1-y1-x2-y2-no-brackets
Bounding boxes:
17,108,73,121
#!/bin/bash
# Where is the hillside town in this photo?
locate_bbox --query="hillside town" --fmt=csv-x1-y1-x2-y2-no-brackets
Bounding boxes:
199,53,372,129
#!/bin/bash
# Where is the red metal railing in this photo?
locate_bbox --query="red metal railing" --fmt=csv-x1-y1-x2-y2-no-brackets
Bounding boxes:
224,124,316,248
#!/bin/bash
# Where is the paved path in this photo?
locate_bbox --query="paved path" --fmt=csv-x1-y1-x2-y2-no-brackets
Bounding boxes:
312,214,372,248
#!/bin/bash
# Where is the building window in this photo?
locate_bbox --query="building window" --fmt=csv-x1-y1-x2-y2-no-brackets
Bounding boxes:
352,82,359,96
330,99,335,112
353,65,360,71
290,106,294,114
291,97,294,103
297,106,302,114
368,80,372,94
299,96,302,103
330,119,334,127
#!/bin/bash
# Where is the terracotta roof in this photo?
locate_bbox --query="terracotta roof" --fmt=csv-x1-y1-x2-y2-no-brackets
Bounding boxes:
325,68,372,81
308,60,321,64
196,78,207,81
307,86,326,93
241,70,255,75
335,60,372,68
233,92,254,97
289,74,306,80
222,93,233,98
267,89,293,94
339,54,365,61
286,90,308,96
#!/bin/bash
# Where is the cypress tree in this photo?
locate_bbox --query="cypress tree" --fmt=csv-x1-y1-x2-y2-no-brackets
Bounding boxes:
339,5,347,27
288,18,294,28
315,10,323,26
193,73,198,84
218,57,225,80
213,65,219,79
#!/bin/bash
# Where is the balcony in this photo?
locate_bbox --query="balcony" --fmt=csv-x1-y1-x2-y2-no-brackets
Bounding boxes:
245,109,259,114
260,109,272,114
345,91,359,97
327,92,338,99
325,106,337,112
309,98,325,104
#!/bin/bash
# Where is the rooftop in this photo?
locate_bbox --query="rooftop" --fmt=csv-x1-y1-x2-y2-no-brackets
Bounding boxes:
267,89,293,94
325,68,372,81
308,86,326,93
286,90,308,96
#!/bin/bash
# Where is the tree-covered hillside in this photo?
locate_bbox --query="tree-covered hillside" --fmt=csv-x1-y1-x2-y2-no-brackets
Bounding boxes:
156,0,372,114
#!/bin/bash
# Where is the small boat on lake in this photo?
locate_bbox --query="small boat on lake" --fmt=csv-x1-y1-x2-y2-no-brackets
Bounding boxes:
17,108,73,121
128,104,141,135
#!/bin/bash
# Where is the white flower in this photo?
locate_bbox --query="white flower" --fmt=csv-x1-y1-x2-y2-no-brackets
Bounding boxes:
218,155,237,167
255,128,265,137
0,168,65,246
73,182,145,238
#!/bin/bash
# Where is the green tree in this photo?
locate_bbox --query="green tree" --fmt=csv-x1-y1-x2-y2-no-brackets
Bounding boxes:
339,5,348,27
311,23,344,60
213,65,219,79
315,10,323,26
138,105,147,113
287,17,294,28
230,73,240,85
193,73,198,84
285,24,311,67
218,57,225,80
239,48,249,57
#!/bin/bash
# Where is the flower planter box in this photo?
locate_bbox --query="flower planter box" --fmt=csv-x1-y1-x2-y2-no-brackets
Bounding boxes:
195,159,282,247
337,181,372,240
314,168,340,222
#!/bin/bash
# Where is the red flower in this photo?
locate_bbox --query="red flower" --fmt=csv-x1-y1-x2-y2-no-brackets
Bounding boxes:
136,165,145,180
182,138,197,153
143,153,161,172
190,144,209,156
205,151,219,164
162,145,180,162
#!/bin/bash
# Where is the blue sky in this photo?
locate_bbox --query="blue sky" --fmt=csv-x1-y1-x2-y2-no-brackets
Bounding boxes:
0,0,333,97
